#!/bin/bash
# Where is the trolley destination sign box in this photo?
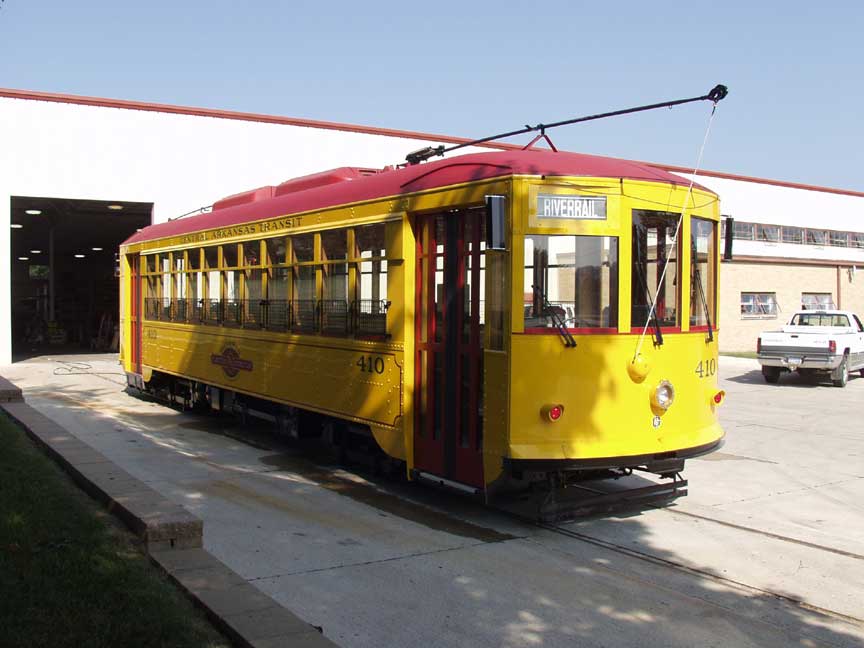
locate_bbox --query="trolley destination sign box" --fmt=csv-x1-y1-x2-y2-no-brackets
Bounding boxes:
537,194,606,220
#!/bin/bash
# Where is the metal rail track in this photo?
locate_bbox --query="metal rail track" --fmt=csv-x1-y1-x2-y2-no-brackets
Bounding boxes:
531,515,864,628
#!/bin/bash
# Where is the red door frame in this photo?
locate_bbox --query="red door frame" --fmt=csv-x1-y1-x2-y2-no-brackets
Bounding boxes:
414,211,484,488
129,254,142,374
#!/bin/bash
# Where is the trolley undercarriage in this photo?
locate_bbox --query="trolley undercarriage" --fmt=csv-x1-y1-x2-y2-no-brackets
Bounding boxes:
128,369,698,522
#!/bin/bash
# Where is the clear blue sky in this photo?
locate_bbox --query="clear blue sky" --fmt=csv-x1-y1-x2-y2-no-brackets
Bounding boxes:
2,1,862,190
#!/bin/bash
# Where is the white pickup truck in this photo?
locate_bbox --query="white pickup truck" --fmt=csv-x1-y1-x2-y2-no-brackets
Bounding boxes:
757,310,864,387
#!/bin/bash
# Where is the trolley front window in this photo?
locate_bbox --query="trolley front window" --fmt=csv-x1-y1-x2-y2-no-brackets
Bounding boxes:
690,218,717,328
631,210,680,329
523,235,618,330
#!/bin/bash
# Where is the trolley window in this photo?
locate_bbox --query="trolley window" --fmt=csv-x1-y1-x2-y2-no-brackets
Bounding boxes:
142,254,160,320
321,229,348,301
242,241,264,326
523,235,618,331
160,256,171,319
291,234,316,301
355,224,387,303
136,222,392,336
266,237,289,301
354,223,389,337
631,210,680,329
690,218,717,328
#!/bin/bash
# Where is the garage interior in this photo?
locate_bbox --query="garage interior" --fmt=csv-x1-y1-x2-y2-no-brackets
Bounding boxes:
9,196,152,360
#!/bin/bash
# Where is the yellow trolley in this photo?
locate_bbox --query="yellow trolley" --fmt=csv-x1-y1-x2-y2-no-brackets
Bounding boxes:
119,149,724,514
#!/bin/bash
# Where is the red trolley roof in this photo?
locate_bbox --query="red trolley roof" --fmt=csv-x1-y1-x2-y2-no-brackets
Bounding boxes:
124,149,708,246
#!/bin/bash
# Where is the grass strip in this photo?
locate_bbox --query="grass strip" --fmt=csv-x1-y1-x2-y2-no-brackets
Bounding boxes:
0,412,231,648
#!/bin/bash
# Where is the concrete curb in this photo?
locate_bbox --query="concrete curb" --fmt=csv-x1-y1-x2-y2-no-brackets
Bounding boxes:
0,379,339,648
0,375,23,402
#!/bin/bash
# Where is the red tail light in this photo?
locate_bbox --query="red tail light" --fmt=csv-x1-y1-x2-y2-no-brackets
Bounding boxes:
541,404,564,422
757,338,762,353
713,390,726,404
829,340,837,354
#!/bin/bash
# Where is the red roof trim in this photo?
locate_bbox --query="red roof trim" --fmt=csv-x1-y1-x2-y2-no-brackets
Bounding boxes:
0,87,517,151
648,162,864,199
3,87,862,198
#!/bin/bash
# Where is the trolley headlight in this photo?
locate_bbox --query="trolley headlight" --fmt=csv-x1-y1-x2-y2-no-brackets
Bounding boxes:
651,380,675,412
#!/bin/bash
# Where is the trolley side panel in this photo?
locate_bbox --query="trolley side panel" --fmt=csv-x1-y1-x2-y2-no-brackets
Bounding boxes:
141,324,404,429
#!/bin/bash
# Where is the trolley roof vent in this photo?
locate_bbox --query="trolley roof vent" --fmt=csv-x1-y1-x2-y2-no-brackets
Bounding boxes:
274,167,384,197
212,186,276,211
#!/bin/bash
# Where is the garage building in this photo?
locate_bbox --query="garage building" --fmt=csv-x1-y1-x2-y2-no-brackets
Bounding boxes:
2,88,862,363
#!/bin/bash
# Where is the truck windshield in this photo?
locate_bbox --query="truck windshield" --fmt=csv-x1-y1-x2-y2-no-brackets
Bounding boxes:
790,313,849,327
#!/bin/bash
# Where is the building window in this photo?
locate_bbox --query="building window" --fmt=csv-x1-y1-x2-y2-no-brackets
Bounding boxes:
741,292,778,318
756,225,780,242
781,226,803,244
733,221,754,240
851,233,864,249
801,293,834,310
805,229,826,245
829,231,849,247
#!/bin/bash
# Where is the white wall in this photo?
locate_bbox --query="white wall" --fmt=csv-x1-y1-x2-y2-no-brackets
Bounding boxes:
0,96,480,365
675,173,864,263
3,96,864,365
0,97,459,222
699,176,864,229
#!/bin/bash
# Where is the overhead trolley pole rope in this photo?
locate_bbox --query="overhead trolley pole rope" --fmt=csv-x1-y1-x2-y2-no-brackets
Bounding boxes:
404,84,729,165
632,94,725,362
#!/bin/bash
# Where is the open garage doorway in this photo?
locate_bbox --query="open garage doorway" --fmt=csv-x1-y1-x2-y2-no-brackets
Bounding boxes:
9,196,152,360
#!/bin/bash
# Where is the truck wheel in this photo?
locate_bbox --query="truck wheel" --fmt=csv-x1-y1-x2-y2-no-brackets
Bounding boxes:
762,366,781,384
832,355,849,388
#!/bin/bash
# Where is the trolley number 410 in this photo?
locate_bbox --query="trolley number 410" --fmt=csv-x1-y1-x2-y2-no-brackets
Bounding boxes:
356,355,385,374
695,358,717,379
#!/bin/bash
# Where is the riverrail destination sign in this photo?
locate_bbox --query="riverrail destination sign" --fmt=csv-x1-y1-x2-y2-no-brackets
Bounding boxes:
537,194,607,220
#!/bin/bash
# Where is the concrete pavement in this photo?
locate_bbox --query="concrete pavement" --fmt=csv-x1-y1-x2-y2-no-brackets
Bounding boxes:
2,354,862,647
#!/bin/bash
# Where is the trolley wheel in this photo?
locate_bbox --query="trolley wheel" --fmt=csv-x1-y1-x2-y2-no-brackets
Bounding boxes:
762,366,781,384
832,354,849,388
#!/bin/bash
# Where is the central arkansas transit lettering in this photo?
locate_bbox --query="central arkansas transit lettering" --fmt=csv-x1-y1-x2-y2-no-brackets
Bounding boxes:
180,216,301,245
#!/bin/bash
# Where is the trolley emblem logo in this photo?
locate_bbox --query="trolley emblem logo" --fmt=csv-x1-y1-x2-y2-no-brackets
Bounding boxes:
537,194,606,220
211,346,253,378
